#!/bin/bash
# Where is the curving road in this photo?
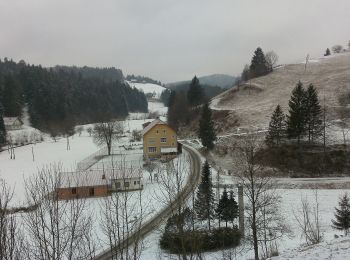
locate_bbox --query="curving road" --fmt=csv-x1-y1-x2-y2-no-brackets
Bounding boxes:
95,143,202,260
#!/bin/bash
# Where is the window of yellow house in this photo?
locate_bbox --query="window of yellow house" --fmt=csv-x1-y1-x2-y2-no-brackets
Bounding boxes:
160,138,167,143
148,147,156,153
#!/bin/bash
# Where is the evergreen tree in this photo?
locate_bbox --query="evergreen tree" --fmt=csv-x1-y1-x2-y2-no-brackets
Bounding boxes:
287,81,307,143
0,103,6,147
194,160,215,230
324,48,331,56
332,193,350,236
216,188,239,227
249,47,269,78
266,104,286,146
2,75,23,117
305,84,322,143
198,103,216,150
216,187,229,227
241,64,251,81
187,76,205,106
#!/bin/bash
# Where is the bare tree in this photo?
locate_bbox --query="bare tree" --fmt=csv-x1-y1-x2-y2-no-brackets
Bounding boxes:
93,121,124,155
332,45,343,54
233,134,288,260
0,179,22,260
86,127,93,137
265,51,279,72
22,165,96,260
100,166,145,260
156,154,202,259
337,94,350,147
75,126,84,137
293,189,323,245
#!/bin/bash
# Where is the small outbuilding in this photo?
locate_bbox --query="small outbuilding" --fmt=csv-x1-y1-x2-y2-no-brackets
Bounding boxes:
56,168,143,200
4,117,23,131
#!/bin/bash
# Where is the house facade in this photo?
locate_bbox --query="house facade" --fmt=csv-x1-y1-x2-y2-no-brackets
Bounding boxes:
3,117,23,131
142,118,178,159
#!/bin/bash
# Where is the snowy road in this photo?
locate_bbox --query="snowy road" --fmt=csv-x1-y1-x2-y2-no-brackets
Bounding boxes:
94,143,202,260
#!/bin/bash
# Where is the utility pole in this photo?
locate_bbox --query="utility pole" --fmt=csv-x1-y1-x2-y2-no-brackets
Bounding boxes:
238,184,245,237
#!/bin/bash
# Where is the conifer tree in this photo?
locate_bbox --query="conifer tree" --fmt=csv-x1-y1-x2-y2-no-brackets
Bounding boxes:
2,75,23,117
249,47,269,78
216,188,239,227
216,187,229,227
287,81,307,143
332,193,350,236
0,103,6,147
194,160,215,230
187,76,205,106
305,84,322,143
266,104,286,146
324,48,331,56
198,103,216,150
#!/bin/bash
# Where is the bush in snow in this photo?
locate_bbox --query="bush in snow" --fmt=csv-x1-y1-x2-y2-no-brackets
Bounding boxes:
332,45,343,54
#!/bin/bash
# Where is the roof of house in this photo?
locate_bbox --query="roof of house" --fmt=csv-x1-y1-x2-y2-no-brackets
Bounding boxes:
3,117,22,125
58,168,143,188
141,118,167,136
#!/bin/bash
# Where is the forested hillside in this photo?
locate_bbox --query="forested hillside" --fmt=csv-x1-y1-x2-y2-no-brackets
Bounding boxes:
0,58,148,134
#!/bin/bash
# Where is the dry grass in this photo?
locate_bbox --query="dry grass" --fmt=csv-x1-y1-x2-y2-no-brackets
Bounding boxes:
212,53,350,129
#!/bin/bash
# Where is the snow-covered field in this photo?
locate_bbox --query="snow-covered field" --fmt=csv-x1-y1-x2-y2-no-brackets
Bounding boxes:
127,81,166,98
140,187,350,260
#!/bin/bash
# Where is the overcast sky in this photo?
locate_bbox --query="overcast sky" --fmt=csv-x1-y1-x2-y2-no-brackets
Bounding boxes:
0,0,349,83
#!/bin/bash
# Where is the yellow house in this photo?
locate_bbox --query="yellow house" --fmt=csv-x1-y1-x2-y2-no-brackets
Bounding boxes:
142,118,178,159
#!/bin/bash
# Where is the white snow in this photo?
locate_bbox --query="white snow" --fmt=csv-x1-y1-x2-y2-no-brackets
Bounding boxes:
127,81,166,98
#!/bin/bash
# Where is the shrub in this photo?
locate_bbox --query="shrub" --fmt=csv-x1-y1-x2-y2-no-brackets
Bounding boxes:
160,227,241,254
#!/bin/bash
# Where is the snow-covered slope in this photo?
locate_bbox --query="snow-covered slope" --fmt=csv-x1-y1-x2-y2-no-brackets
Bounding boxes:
127,81,166,98
271,237,350,260
211,52,350,129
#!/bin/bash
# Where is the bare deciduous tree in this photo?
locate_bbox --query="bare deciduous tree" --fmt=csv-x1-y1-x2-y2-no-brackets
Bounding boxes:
22,165,96,260
332,45,343,54
0,179,22,260
93,121,124,155
265,51,279,72
233,134,288,260
293,189,323,245
100,166,145,260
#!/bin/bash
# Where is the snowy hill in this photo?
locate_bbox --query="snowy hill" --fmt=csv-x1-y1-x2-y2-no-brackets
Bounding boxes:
127,81,166,98
271,237,350,260
211,52,350,129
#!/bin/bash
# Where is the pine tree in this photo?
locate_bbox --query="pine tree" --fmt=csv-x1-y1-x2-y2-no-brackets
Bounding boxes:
2,75,23,117
187,76,205,106
324,48,331,56
0,103,6,147
216,187,229,227
250,47,269,78
198,103,216,150
241,64,251,81
287,81,307,143
332,193,350,236
305,84,322,143
266,104,286,146
194,160,215,230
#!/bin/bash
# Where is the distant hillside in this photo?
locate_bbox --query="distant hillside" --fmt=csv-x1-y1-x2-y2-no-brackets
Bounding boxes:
167,74,237,89
126,74,162,85
198,74,238,89
126,81,165,99
211,53,350,129
167,82,224,99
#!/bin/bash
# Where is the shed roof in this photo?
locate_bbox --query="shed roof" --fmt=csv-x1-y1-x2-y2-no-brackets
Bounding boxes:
3,117,22,125
59,168,143,188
